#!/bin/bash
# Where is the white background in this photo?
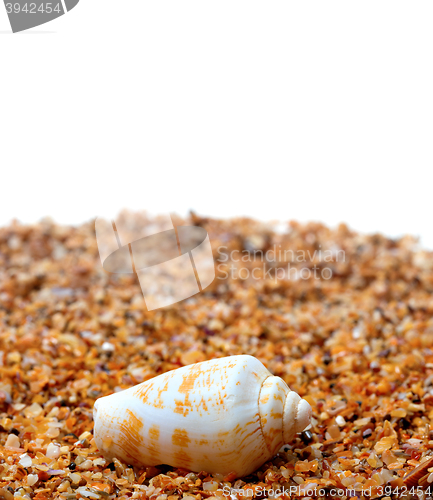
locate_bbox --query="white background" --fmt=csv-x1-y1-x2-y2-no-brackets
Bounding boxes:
1,2,433,246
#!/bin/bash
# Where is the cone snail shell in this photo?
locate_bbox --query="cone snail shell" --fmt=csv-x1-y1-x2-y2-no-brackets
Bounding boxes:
93,355,312,478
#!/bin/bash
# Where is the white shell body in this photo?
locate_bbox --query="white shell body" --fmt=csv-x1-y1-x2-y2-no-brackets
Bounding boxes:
93,355,312,478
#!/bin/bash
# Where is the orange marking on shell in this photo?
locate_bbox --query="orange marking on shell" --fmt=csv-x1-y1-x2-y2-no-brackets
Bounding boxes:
267,426,283,441
245,415,260,427
174,402,189,416
146,424,160,462
218,430,230,437
178,366,202,395
135,382,154,404
273,393,284,402
172,428,191,448
196,396,208,412
173,449,192,466
119,409,143,462
236,425,261,450
153,381,169,409
217,449,237,458
216,390,225,406
270,409,282,419
174,393,192,416
149,424,160,441
175,367,203,415
260,394,270,404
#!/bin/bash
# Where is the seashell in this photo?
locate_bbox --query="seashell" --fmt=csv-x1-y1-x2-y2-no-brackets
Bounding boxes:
403,456,433,487
93,355,312,478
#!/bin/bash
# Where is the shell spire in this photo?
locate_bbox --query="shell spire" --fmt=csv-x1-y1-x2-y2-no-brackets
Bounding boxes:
283,392,312,442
